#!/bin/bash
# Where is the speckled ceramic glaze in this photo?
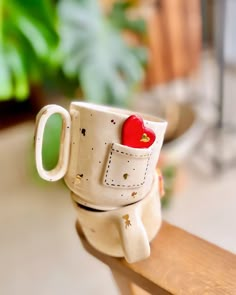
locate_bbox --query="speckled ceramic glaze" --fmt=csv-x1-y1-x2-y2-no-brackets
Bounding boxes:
35,102,167,210
72,172,161,263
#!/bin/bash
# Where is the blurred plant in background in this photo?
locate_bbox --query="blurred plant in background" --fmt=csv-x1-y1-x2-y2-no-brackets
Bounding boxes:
58,0,147,106
0,0,58,101
0,0,147,106
161,165,177,207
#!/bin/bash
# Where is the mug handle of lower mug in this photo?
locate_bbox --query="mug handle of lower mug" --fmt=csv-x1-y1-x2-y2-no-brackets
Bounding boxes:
35,104,71,181
118,210,150,263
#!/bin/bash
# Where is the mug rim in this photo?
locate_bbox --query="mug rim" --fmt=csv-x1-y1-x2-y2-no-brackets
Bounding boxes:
71,101,167,125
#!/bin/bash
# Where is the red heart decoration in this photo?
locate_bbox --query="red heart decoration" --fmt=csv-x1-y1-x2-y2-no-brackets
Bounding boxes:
122,115,156,148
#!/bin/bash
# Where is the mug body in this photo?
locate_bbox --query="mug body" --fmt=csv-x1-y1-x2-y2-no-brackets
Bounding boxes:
71,172,162,262
65,102,167,210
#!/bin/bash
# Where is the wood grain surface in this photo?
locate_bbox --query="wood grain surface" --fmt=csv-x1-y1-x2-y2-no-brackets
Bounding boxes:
76,221,236,295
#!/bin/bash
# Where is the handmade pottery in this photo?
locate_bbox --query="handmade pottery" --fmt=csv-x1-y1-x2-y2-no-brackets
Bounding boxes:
72,172,161,263
35,102,167,209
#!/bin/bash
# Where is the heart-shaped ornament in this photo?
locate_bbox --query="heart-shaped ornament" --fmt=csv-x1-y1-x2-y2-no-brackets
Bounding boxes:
122,115,156,148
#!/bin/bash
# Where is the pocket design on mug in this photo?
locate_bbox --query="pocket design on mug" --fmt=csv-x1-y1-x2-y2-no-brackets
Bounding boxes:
103,143,153,189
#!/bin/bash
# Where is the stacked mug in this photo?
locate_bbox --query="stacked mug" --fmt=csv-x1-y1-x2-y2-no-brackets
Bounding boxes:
35,102,167,263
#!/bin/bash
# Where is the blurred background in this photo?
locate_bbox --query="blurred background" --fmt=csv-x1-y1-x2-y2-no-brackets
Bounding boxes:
0,0,236,294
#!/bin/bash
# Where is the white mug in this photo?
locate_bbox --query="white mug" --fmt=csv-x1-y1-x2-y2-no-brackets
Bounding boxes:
72,172,161,263
35,102,167,210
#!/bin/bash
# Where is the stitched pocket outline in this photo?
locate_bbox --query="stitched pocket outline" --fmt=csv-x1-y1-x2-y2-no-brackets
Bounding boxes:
103,143,152,189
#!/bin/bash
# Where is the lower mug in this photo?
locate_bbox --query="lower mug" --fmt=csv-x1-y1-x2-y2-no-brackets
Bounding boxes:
71,173,161,263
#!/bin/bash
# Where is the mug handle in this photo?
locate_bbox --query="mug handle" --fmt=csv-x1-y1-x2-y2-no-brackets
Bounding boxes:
35,104,71,181
118,209,150,263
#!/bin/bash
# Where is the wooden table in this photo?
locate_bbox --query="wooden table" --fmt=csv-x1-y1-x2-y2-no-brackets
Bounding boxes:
76,221,236,295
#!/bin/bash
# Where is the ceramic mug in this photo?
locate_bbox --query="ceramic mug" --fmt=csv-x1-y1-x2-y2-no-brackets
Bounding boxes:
35,102,167,210
72,172,161,263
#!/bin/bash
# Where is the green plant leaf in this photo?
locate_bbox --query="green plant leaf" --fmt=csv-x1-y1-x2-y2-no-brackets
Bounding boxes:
58,0,146,106
11,0,57,33
6,44,29,100
109,1,146,35
0,49,13,100
0,0,59,101
79,63,107,104
14,15,51,60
